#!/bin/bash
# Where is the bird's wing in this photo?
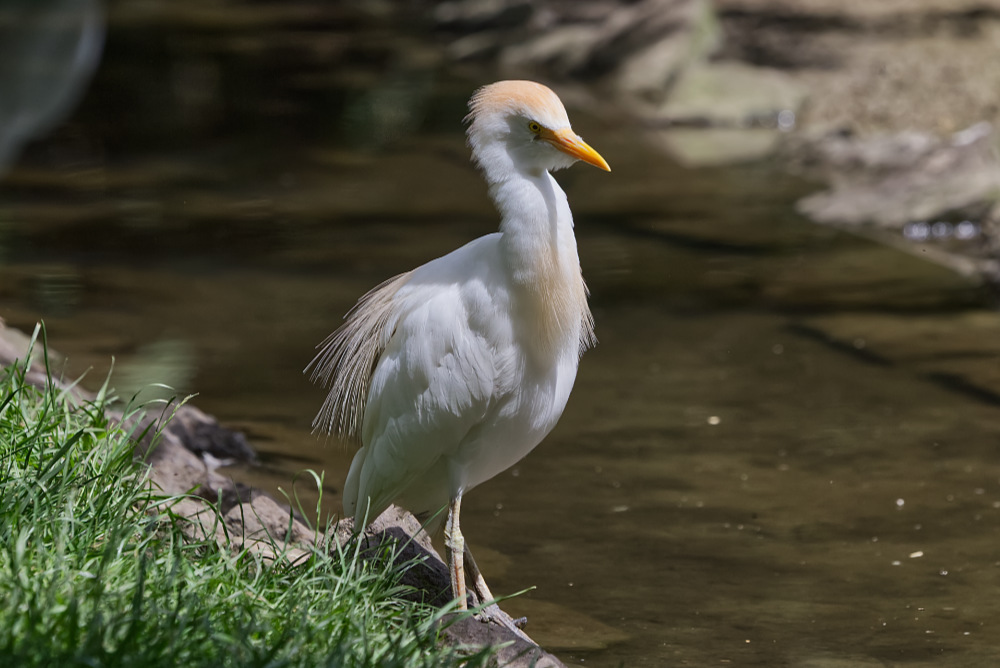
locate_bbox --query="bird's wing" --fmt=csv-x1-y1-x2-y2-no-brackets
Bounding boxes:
346,279,497,523
306,271,412,442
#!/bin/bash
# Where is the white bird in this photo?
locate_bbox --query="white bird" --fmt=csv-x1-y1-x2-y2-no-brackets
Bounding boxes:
307,80,610,617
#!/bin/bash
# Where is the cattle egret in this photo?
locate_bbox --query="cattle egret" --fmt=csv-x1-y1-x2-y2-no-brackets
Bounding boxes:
307,80,610,616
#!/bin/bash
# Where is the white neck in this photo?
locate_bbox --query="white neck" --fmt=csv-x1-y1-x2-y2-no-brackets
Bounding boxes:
488,166,593,360
494,170,574,284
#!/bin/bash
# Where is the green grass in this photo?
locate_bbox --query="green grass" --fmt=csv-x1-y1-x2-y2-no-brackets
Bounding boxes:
0,331,491,668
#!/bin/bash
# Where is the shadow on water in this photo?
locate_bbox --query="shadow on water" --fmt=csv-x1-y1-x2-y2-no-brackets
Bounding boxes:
3,3,1000,667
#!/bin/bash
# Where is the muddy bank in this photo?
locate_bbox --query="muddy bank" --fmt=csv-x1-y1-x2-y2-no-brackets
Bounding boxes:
716,0,1000,136
0,318,564,668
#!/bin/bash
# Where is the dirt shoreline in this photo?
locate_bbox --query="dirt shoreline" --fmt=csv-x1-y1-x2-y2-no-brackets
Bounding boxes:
715,0,1000,136
0,319,565,668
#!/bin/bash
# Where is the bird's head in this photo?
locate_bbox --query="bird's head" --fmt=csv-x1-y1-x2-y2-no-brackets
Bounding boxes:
466,80,610,180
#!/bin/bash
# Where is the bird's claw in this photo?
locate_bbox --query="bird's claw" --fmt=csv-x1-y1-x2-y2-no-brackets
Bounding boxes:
474,601,503,625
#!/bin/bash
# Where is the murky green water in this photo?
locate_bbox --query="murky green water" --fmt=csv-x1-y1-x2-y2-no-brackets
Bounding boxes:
3,5,1000,666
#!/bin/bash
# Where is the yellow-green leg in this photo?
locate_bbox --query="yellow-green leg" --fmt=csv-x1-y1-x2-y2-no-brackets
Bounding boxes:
444,494,468,610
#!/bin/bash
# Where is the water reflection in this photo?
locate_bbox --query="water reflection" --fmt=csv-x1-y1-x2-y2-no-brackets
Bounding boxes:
115,338,196,405
340,63,437,151
31,266,81,316
0,218,7,265
0,0,104,175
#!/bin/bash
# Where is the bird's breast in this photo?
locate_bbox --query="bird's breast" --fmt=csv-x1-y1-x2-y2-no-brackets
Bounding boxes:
457,343,580,492
507,266,589,366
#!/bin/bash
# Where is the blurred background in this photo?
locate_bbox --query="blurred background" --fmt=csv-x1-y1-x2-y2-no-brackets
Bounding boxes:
3,0,1000,665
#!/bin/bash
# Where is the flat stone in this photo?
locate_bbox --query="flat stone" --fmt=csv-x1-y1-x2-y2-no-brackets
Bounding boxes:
655,127,783,166
500,23,604,76
167,497,230,545
795,123,1000,229
717,0,1000,22
614,0,721,98
658,61,807,128
225,496,314,564
440,615,567,668
433,0,535,31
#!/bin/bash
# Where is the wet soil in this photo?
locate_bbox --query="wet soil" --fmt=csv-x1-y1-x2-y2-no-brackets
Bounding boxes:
716,0,1000,135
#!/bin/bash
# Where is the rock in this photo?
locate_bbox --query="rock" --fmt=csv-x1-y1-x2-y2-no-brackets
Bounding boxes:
655,127,782,167
168,496,230,545
795,123,1000,205
611,0,721,99
433,0,535,31
0,318,53,389
788,123,1000,282
792,123,1000,221
656,61,806,128
636,60,806,165
438,0,721,94
145,435,220,495
704,0,1000,282
224,496,314,565
345,507,453,606
440,615,567,668
345,505,555,663
499,23,606,77
168,404,259,465
715,0,1000,136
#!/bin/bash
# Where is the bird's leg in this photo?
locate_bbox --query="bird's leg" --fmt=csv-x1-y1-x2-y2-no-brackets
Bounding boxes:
463,545,495,607
465,544,534,641
445,495,533,642
444,494,468,610
464,545,503,621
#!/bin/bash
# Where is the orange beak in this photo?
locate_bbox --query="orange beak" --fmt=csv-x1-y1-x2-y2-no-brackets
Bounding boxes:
540,127,611,172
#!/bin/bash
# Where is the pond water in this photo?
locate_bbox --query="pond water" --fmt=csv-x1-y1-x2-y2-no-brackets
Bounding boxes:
3,6,1000,667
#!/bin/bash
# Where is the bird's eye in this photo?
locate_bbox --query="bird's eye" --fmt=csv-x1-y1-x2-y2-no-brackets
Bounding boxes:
528,122,541,133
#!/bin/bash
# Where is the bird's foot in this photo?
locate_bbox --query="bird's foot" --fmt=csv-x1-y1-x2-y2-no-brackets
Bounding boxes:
473,600,534,642
473,605,525,628
473,601,503,624
461,532,534,641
